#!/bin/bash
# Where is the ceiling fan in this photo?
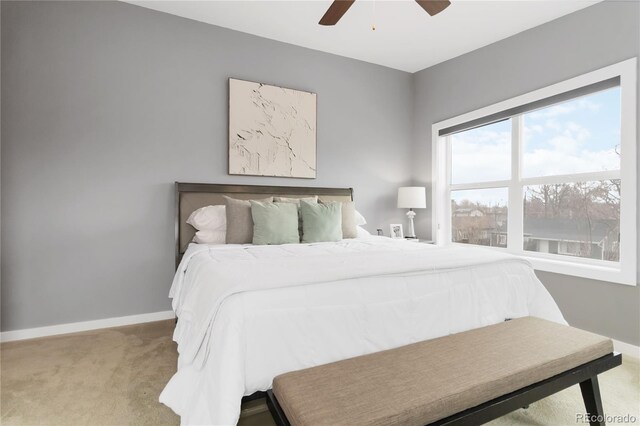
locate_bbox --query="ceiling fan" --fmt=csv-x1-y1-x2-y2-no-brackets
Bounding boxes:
319,0,451,26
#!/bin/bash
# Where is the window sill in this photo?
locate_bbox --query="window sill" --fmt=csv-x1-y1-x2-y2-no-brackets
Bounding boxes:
445,242,636,286
525,255,636,287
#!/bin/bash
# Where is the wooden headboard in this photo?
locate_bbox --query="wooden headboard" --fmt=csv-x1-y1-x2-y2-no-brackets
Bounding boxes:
175,182,354,267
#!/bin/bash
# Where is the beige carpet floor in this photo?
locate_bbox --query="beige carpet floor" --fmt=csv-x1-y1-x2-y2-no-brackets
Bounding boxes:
1,320,638,425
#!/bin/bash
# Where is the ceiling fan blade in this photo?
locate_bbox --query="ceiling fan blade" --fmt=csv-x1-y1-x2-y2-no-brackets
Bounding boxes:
319,0,356,26
415,0,451,16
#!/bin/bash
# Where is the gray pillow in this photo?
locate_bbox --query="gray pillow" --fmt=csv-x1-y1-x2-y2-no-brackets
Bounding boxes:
300,200,343,243
224,196,273,244
250,201,300,245
319,199,358,239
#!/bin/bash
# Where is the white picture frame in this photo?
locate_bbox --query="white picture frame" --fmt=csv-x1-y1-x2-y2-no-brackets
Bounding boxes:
390,224,404,239
229,78,317,178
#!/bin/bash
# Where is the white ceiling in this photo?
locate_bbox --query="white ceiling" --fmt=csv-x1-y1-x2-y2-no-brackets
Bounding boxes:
126,0,602,73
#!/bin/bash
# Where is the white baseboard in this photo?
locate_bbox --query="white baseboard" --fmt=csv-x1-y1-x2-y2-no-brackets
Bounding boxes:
613,339,640,359
0,310,175,343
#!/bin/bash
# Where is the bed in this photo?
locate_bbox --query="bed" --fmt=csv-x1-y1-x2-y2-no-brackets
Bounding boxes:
159,183,566,425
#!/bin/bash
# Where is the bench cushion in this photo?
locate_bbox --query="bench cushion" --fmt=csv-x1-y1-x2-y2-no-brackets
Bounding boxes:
272,317,613,426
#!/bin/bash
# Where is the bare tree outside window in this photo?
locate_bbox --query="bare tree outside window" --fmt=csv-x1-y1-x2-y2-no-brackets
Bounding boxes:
451,188,508,248
524,180,620,261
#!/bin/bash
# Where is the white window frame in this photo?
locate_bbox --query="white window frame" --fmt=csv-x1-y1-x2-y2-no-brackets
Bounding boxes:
431,58,637,286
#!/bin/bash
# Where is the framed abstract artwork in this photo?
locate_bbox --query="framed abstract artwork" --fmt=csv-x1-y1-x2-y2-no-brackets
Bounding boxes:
228,78,317,178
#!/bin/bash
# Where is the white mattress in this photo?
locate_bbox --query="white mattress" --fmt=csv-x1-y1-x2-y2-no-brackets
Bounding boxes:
159,237,565,425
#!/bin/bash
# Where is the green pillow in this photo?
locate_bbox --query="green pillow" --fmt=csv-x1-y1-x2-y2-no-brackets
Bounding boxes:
319,199,358,239
273,196,318,237
250,201,300,245
300,200,343,243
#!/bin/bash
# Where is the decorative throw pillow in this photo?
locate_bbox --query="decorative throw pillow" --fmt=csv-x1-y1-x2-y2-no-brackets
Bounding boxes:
274,196,318,236
300,200,343,243
250,201,300,245
186,205,226,231
318,200,358,239
193,229,226,244
224,196,273,244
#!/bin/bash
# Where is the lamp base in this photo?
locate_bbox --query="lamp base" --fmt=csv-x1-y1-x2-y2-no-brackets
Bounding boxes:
406,209,417,239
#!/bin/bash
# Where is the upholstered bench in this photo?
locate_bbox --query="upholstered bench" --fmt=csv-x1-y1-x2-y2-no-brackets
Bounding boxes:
267,317,621,426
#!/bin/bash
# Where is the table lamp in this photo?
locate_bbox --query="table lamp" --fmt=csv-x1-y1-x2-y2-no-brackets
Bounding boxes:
397,187,426,239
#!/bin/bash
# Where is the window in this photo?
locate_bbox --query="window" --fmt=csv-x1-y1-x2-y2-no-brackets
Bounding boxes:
432,59,636,285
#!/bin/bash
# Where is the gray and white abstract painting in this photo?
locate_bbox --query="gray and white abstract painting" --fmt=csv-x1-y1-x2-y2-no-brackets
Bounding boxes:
229,79,317,178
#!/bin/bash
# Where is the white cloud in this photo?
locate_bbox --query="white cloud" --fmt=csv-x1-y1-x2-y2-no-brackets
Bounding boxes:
528,124,544,134
523,147,619,177
451,119,619,187
451,129,511,184
548,121,590,153
451,100,619,194
523,119,618,177
544,119,561,131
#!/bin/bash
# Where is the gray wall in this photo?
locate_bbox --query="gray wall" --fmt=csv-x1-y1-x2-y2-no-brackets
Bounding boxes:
2,1,639,346
1,1,413,331
411,1,640,345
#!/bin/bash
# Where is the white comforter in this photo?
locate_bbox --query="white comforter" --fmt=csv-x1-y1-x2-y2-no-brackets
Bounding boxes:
159,237,565,425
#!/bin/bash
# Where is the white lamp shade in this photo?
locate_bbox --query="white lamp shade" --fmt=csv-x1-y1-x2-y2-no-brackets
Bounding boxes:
397,187,426,209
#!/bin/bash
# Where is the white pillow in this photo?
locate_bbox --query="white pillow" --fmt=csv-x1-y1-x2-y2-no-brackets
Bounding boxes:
187,205,226,231
354,210,367,226
193,229,226,244
356,226,371,238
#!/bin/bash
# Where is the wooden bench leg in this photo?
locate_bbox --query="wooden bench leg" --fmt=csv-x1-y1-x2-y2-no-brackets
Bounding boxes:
580,376,605,426
267,390,291,426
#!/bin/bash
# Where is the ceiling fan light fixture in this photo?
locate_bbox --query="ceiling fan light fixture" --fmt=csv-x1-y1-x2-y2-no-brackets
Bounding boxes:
318,0,356,26
319,0,451,27
415,0,451,17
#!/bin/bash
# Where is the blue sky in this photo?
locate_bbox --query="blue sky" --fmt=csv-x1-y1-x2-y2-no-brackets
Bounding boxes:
451,119,511,185
450,87,621,206
523,87,621,177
